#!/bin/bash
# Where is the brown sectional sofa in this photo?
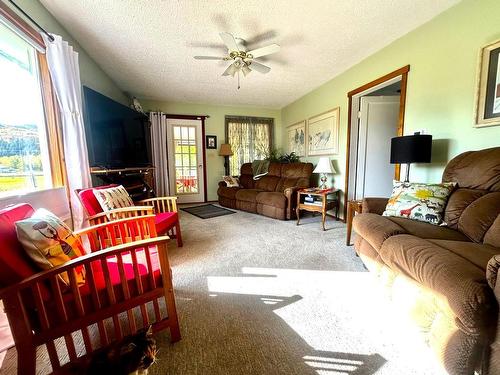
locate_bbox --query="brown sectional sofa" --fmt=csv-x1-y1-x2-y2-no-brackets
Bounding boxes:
353,147,500,375
218,162,313,220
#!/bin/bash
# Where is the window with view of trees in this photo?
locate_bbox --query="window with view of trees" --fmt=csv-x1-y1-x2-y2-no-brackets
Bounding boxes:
226,116,273,176
0,21,51,194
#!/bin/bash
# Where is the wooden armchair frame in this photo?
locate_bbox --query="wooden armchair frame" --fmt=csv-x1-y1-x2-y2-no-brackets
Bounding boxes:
76,187,183,247
0,215,180,374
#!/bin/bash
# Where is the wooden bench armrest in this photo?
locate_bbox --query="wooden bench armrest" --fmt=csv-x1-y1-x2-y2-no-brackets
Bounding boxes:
138,196,178,213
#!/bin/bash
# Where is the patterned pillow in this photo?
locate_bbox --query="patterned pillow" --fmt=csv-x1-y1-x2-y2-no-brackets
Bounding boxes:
382,181,456,225
222,176,240,187
15,209,86,286
93,185,133,212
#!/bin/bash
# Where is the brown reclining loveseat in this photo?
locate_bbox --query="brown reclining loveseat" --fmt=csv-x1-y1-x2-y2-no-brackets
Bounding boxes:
218,162,313,220
353,147,500,375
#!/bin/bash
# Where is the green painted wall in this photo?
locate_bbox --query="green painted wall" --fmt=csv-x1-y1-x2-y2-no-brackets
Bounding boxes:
9,0,128,105
142,100,281,201
281,0,500,217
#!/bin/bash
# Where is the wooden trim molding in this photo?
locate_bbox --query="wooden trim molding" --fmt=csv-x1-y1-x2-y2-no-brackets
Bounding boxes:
0,2,44,50
38,52,67,189
344,65,410,220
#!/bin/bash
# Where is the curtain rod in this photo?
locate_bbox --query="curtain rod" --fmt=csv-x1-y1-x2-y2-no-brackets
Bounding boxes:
8,0,54,42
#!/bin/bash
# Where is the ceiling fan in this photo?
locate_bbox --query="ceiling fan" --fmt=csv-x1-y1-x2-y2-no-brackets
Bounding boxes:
194,32,280,89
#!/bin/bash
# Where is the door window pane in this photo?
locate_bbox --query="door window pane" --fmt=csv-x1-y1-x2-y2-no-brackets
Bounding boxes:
0,22,51,195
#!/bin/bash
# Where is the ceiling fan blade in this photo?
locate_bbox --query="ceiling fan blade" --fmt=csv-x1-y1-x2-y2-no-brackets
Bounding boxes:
219,32,240,52
222,63,238,77
194,56,224,60
247,44,280,58
249,61,271,74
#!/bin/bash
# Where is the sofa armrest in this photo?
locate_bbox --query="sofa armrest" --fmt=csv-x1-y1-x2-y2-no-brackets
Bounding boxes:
487,255,500,297
362,197,389,215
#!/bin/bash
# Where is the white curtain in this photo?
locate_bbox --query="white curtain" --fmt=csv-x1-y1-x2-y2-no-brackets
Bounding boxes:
149,112,170,196
42,34,92,229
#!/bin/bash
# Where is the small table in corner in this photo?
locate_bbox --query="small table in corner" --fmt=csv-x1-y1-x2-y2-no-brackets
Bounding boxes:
296,188,340,231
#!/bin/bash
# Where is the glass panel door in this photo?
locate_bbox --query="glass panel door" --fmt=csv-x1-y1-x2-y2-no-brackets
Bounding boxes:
167,119,205,203
173,125,198,194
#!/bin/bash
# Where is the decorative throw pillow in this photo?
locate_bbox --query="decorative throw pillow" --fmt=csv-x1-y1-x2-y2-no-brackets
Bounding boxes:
15,209,86,286
93,185,133,212
382,181,456,225
222,176,240,187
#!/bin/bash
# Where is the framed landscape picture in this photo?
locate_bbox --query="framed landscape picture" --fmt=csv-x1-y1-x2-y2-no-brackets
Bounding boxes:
287,120,306,156
307,107,340,156
475,40,500,127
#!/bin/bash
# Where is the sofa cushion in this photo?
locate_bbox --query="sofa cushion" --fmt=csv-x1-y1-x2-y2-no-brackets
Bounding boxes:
0,204,38,287
218,186,241,200
458,192,500,243
281,162,313,178
235,189,263,203
444,188,489,229
256,192,286,209
255,176,280,192
427,239,499,271
382,181,456,225
388,217,470,242
484,215,500,248
442,147,500,192
379,234,497,334
352,213,406,251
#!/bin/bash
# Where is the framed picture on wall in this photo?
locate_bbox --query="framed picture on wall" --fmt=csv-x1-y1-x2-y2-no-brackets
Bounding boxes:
307,107,340,156
475,39,500,127
206,135,217,149
287,120,306,156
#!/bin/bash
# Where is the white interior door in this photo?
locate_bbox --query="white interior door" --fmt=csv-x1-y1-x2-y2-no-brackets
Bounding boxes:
166,118,205,203
355,96,400,199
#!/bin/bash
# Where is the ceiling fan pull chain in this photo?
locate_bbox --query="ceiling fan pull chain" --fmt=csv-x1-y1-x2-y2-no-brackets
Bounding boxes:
238,70,240,90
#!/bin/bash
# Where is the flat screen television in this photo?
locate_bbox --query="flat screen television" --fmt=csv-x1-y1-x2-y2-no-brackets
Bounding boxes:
83,86,152,169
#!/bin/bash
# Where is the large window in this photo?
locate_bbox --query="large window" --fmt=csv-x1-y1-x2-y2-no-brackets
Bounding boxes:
226,116,273,176
0,21,52,195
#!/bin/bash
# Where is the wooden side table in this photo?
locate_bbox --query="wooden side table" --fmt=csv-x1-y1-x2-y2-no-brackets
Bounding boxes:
346,200,363,245
296,189,340,231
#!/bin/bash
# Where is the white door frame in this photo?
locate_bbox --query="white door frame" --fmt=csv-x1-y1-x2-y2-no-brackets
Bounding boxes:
165,116,207,203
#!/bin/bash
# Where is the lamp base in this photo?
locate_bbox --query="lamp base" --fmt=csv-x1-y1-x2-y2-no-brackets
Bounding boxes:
319,174,328,189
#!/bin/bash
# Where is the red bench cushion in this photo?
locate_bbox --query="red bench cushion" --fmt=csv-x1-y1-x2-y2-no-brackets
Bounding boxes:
77,184,118,216
0,204,38,287
155,212,178,234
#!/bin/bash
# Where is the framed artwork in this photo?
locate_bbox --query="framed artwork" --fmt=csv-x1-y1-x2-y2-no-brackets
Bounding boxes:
287,120,306,156
206,135,217,149
307,107,340,156
475,40,500,127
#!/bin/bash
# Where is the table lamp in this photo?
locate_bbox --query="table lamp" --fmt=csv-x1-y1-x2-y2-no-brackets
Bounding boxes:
390,132,432,182
219,143,233,175
313,157,336,189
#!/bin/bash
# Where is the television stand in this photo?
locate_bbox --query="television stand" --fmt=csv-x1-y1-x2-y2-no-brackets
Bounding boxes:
90,166,156,201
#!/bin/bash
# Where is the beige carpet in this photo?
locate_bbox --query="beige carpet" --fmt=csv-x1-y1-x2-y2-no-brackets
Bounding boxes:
1,208,446,374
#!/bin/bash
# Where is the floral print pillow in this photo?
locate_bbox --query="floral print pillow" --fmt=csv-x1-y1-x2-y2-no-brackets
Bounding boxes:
382,181,456,225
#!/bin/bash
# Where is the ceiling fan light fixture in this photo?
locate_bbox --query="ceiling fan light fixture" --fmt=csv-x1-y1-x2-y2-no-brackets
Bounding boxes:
241,65,251,76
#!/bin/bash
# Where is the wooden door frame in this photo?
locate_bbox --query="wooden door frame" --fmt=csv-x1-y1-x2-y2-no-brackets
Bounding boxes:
344,65,410,220
164,114,209,203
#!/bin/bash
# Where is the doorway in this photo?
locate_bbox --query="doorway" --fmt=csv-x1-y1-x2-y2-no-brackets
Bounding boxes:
166,117,206,203
345,65,409,218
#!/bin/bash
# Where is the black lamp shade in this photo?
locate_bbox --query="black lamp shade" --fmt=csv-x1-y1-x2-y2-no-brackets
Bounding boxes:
390,134,432,164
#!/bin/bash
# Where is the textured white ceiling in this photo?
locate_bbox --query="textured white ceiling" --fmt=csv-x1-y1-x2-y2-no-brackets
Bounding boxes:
40,0,459,108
